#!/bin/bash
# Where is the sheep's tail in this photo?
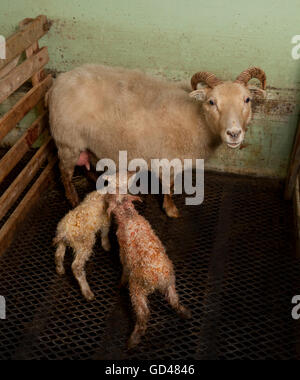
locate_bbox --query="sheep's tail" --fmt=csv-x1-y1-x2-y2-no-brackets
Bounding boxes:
45,86,53,108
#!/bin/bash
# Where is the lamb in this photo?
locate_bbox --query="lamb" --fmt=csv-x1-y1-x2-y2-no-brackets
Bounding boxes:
106,193,191,349
54,191,111,301
47,65,267,217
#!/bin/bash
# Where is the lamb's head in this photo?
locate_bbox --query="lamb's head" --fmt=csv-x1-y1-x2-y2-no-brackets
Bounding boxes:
106,194,142,217
190,67,266,149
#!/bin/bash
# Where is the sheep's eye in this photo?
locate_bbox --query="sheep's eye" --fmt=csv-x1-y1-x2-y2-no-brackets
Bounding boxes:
209,100,215,106
245,97,251,103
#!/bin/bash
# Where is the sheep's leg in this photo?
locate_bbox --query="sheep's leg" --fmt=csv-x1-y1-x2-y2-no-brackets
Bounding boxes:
162,179,179,218
55,242,66,275
72,247,95,301
100,224,111,252
128,284,150,349
164,283,191,320
58,148,80,208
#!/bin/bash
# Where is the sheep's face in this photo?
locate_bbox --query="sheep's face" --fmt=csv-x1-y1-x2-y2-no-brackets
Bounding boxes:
190,81,265,149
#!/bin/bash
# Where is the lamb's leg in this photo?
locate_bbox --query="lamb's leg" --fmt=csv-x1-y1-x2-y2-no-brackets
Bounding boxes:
128,284,150,349
120,266,130,288
72,247,95,301
100,224,111,252
55,242,66,275
163,179,179,218
58,148,80,208
164,283,191,319
119,248,129,288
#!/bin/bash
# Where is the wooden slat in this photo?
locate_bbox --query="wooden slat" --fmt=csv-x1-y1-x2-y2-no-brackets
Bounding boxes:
19,18,46,87
26,42,46,86
0,55,21,80
0,136,53,221
0,74,52,142
0,15,51,71
0,47,49,104
0,111,48,183
0,154,57,257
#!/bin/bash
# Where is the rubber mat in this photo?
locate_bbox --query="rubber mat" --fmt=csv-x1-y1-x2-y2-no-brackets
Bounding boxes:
0,171,299,360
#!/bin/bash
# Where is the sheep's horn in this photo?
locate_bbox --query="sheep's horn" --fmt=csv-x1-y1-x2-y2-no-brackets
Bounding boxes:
235,67,266,90
191,72,223,90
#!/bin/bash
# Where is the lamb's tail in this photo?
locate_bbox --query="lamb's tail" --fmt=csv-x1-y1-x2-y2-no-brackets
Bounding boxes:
53,234,63,247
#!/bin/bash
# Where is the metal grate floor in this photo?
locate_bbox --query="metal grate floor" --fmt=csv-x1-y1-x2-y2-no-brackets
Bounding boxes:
0,171,299,360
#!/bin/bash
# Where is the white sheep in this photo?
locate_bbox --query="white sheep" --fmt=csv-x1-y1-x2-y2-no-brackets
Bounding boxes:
47,65,266,216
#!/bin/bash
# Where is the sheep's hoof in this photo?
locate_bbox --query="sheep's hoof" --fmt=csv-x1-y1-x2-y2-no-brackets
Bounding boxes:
67,190,80,208
83,289,95,301
70,197,80,208
165,206,180,218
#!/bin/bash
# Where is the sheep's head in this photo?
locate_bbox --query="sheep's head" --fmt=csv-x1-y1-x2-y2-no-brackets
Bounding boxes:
190,68,266,149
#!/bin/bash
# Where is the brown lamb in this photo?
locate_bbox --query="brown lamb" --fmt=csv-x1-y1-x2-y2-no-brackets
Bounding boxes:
106,193,191,349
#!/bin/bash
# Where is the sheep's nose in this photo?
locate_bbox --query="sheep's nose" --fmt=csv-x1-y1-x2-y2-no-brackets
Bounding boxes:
226,129,242,139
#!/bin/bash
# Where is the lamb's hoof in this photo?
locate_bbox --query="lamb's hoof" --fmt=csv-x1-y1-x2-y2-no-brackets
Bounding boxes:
127,336,140,350
118,281,127,289
102,241,111,252
83,289,95,301
179,307,192,320
165,206,180,219
56,266,65,276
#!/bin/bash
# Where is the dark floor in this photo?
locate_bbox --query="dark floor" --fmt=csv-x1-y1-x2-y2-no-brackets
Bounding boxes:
0,169,299,360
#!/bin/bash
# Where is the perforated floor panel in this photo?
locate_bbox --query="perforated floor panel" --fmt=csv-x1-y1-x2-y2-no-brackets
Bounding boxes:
0,171,299,360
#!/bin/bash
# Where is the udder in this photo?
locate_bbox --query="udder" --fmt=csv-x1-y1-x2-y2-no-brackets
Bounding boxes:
77,151,90,171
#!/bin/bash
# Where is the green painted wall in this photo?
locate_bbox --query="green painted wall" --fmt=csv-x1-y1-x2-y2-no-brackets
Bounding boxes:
1,0,300,178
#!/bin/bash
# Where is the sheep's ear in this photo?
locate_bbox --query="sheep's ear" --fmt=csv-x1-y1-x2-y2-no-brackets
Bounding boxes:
189,88,208,102
247,85,267,100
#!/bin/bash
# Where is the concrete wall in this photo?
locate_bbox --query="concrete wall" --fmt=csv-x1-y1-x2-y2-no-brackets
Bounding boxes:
1,0,300,178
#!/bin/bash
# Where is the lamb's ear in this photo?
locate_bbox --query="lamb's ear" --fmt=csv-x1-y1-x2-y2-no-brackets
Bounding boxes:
247,85,267,100
189,88,208,102
126,195,143,203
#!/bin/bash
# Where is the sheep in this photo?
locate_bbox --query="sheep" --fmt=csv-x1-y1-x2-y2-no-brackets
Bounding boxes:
53,191,111,301
106,193,191,349
47,65,267,217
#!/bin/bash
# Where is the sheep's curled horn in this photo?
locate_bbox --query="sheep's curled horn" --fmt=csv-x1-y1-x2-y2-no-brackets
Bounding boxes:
235,67,266,90
191,72,223,90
